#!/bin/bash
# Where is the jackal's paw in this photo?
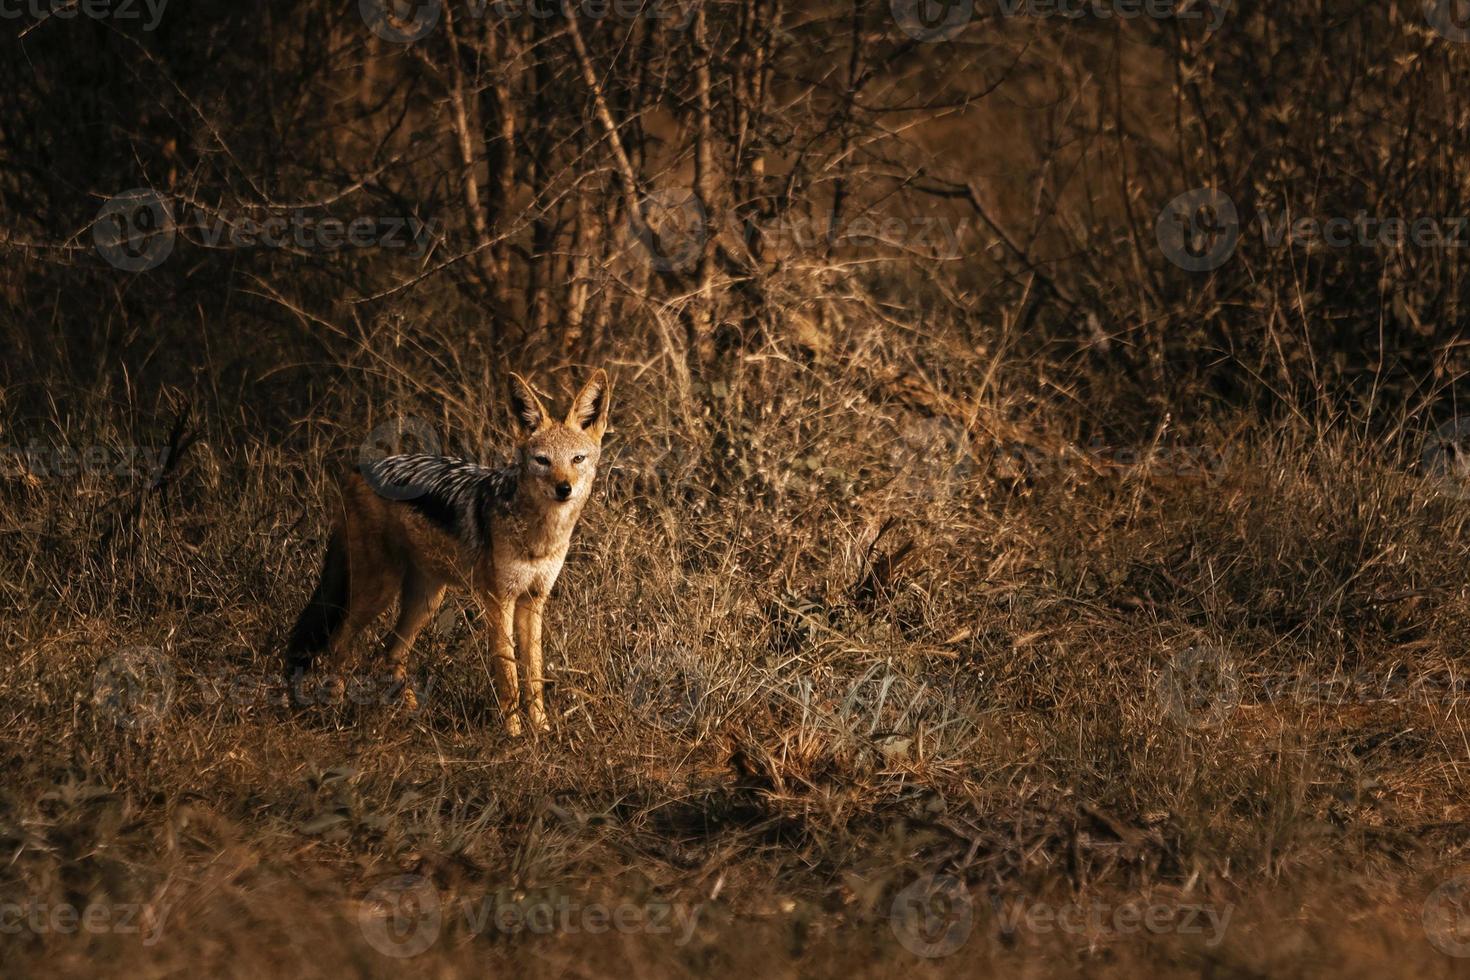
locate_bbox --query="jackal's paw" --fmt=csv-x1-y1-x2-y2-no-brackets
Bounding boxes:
504,712,525,738
286,672,313,708
320,675,346,705
528,710,550,735
396,683,419,713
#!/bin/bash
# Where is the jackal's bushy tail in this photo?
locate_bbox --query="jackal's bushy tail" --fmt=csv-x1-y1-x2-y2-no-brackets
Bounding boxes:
285,529,349,676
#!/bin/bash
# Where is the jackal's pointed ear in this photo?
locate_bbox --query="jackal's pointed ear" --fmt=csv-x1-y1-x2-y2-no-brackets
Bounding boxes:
507,373,547,433
566,369,611,438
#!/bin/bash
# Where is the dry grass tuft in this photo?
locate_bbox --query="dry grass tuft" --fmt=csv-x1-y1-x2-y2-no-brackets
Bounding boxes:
4,333,1470,977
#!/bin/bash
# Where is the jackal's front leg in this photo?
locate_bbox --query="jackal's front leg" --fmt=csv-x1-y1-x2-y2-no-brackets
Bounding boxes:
488,594,523,736
515,595,549,733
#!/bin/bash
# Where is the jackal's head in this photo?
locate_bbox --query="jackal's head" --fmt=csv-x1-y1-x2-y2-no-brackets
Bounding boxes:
507,369,611,506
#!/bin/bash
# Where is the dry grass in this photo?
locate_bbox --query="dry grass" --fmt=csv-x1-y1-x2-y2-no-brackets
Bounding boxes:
6,1,1470,974
3,325,1470,978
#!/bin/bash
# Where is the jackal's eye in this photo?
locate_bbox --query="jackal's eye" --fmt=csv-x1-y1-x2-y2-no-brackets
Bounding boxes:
534,455,551,466
572,454,586,465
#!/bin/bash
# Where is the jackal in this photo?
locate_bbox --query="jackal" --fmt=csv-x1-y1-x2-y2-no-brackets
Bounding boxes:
285,370,610,735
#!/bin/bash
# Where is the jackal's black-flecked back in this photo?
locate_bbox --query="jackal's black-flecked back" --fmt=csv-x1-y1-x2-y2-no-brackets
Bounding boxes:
361,454,518,546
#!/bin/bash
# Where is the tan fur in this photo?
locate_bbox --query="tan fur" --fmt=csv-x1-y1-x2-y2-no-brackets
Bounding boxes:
292,370,610,735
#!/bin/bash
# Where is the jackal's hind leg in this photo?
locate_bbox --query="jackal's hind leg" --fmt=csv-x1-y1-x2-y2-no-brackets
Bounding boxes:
314,571,394,705
376,572,444,711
